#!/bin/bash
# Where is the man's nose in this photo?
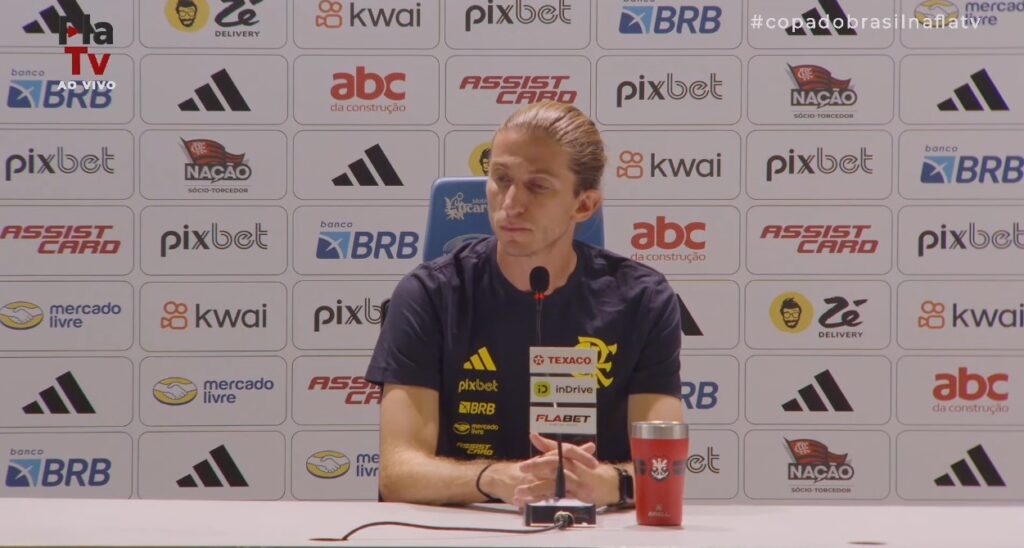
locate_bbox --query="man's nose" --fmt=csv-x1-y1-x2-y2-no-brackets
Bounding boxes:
502,183,527,214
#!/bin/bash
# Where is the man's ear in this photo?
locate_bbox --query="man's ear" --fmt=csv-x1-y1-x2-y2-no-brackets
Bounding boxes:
572,189,602,223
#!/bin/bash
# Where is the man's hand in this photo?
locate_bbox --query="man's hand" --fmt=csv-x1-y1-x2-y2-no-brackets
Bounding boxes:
480,433,618,509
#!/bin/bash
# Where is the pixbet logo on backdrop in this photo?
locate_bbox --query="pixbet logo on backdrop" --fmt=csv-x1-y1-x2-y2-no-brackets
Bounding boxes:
917,222,1024,257
159,222,269,257
316,220,420,260
330,66,406,114
616,150,722,180
458,75,578,105
760,224,878,254
0,225,121,255
618,4,723,35
4,147,114,182
313,298,385,332
464,0,572,31
616,73,723,107
932,367,1009,416
766,147,874,182
307,375,381,405
316,0,422,29
630,217,706,264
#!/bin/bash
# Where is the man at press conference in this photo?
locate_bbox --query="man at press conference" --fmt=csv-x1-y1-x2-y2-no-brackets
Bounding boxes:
365,101,684,509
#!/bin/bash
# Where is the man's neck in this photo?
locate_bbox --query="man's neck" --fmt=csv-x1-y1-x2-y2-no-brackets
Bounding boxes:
495,239,577,295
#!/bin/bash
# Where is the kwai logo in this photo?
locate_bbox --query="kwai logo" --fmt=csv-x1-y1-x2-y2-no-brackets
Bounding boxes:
160,300,267,331
616,150,722,180
316,1,422,29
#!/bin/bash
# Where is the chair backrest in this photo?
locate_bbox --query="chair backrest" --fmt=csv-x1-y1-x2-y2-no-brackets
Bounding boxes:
423,177,604,262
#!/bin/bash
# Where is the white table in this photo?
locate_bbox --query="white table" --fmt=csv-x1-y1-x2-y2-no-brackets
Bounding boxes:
0,498,1019,547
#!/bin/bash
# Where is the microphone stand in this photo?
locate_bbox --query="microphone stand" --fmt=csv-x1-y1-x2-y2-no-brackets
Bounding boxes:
524,267,596,527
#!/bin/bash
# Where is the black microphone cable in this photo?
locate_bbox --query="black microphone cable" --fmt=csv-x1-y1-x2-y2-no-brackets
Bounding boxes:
311,512,574,542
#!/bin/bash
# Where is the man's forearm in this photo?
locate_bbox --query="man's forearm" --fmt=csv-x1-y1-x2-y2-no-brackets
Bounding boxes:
379,448,501,505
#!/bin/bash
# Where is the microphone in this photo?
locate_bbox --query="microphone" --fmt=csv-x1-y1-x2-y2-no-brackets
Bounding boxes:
528,267,566,500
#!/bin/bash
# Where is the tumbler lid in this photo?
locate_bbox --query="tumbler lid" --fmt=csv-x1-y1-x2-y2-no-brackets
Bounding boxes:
631,421,688,440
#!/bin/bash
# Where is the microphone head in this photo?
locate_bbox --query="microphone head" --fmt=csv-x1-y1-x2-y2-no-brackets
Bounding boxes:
529,266,550,295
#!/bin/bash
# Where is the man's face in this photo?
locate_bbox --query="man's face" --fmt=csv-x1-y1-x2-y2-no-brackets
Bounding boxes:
479,153,490,175
486,129,596,258
781,304,802,329
177,4,198,27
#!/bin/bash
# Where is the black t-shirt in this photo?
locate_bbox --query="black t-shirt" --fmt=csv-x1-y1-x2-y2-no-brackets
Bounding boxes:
365,237,681,463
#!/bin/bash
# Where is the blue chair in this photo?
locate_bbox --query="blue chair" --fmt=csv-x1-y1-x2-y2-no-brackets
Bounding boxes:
423,177,604,262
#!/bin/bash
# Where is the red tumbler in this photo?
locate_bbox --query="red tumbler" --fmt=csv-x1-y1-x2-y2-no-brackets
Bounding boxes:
630,421,689,526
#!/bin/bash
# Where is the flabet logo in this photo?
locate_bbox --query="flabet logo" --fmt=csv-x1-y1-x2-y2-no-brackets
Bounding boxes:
1,301,121,330
0,302,44,330
458,75,578,105
464,0,572,31
316,1,422,29
619,4,723,35
786,438,854,485
0,224,120,255
306,451,350,479
152,377,199,405
4,146,115,183
307,375,381,405
760,224,878,254
616,150,722,180
444,192,487,221
160,300,268,331
5,451,112,488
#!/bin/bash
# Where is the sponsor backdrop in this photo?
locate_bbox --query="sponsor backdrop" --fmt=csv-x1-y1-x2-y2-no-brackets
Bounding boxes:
0,0,1021,505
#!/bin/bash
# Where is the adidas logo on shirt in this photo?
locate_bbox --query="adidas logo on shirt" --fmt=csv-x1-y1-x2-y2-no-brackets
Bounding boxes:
463,347,497,372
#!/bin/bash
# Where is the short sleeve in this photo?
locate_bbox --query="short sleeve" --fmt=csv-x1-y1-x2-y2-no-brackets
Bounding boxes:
628,278,682,397
365,269,444,391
